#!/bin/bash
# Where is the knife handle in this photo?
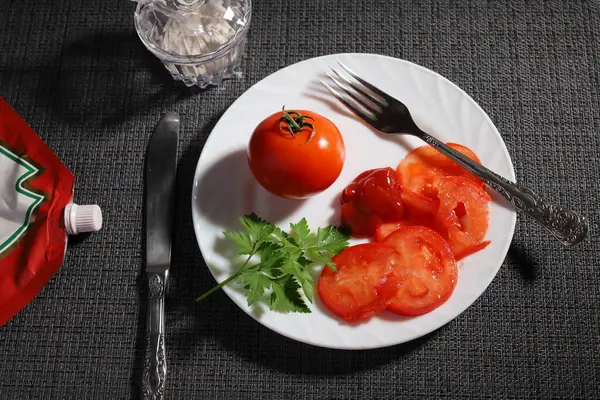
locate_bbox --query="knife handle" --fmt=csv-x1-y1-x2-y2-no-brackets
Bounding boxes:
142,272,168,400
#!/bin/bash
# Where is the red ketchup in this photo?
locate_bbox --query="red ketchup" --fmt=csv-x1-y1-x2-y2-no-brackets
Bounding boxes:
340,167,404,237
0,98,102,326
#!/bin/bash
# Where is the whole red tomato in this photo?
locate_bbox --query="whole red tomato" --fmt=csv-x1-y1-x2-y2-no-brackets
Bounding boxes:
248,108,345,199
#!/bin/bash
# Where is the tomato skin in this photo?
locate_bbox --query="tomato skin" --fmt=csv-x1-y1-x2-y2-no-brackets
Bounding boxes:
318,243,402,322
400,189,439,226
454,240,491,261
248,110,345,199
375,221,405,242
340,168,404,237
397,143,483,200
434,176,490,257
381,226,458,316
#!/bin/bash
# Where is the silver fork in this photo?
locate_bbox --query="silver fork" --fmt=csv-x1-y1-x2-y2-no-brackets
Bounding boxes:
323,61,588,246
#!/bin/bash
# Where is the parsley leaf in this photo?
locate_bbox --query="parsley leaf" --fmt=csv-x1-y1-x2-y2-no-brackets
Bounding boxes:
280,253,314,303
314,226,349,254
237,265,270,306
271,225,299,250
239,213,275,243
293,255,315,303
289,218,315,248
223,231,253,255
269,276,310,313
196,214,349,314
306,248,338,272
255,243,284,278
304,226,349,272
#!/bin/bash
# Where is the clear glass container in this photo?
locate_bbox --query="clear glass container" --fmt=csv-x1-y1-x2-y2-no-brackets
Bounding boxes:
134,0,252,88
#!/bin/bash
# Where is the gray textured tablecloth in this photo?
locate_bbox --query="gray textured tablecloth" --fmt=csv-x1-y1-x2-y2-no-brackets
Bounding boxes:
1,0,599,399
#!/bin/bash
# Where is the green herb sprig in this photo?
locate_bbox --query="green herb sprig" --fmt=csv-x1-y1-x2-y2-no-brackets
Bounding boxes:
196,214,349,313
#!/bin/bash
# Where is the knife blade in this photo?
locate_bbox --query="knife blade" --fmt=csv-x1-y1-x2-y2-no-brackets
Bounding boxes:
142,111,179,400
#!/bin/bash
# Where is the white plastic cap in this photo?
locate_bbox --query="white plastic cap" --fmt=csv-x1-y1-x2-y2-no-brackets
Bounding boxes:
64,203,103,235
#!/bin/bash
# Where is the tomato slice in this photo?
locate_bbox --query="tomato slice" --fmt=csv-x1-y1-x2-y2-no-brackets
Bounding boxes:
397,143,483,200
434,176,490,257
318,243,401,322
381,227,458,316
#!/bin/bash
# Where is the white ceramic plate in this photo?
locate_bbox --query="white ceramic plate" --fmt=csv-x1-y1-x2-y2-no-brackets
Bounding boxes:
192,53,516,350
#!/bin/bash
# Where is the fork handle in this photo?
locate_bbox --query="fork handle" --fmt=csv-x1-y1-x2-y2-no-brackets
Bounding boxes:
419,133,587,245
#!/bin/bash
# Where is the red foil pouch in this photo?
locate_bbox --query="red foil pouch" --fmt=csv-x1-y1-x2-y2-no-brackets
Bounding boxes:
0,98,102,326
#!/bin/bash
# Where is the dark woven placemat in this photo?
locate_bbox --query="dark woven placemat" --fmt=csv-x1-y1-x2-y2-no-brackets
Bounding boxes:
1,0,599,399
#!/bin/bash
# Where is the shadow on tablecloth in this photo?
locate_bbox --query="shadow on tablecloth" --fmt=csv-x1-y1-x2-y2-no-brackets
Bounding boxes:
3,31,201,128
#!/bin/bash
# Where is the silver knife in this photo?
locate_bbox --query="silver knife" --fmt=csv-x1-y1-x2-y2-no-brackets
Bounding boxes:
142,112,179,400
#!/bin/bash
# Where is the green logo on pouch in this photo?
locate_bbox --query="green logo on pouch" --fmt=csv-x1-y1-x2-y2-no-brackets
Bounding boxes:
0,142,46,257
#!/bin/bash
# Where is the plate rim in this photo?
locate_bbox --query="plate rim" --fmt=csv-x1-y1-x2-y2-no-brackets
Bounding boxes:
191,52,517,349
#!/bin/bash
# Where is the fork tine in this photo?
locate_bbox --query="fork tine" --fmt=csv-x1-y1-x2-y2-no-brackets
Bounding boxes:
337,60,392,104
320,80,378,124
325,71,381,113
329,66,387,107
